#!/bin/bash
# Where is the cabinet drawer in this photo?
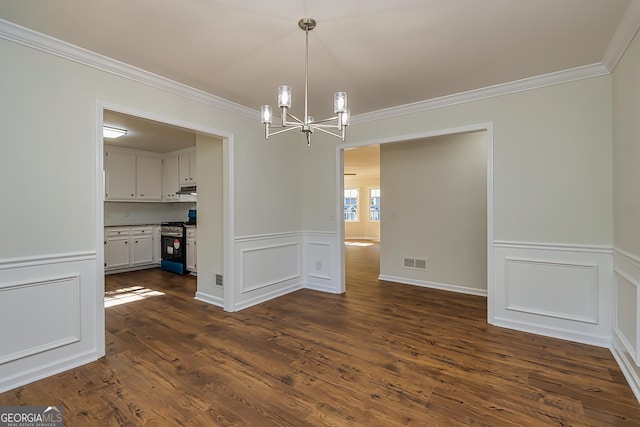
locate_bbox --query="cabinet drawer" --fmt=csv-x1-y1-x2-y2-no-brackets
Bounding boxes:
106,227,130,237
186,228,196,238
131,226,153,236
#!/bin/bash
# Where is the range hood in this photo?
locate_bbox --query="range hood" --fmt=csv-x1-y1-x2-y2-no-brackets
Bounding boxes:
176,185,197,195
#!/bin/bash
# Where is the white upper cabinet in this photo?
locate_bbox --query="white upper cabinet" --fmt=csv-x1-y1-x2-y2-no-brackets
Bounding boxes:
136,155,163,201
105,147,163,202
178,148,197,187
162,154,180,201
105,150,136,200
104,146,195,203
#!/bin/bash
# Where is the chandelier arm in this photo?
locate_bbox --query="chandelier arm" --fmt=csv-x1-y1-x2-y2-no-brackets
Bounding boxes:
310,126,343,138
314,116,340,124
311,123,341,129
267,125,304,137
285,112,304,124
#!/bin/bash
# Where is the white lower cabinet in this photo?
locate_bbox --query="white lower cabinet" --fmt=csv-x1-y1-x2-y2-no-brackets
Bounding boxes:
105,229,130,270
105,226,156,272
131,227,154,266
186,226,197,273
152,225,162,264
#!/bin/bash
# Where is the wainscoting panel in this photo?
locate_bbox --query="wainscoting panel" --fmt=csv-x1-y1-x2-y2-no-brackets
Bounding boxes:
0,274,81,365
612,248,640,403
505,258,598,323
303,232,340,293
234,233,303,311
493,242,612,347
0,252,99,393
240,243,300,293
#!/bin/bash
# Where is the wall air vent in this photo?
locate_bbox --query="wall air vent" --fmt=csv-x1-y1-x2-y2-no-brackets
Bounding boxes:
414,259,427,270
215,274,223,286
404,257,427,270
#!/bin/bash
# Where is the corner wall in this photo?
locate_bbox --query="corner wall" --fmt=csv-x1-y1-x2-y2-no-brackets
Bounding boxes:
194,134,224,306
612,26,640,401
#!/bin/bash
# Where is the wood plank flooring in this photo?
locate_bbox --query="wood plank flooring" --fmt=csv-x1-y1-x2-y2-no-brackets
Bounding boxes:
2,241,639,425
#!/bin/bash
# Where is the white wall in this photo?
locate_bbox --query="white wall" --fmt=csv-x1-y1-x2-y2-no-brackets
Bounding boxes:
379,132,487,295
612,26,640,402
344,175,380,241
194,134,224,305
0,28,302,391
344,78,613,245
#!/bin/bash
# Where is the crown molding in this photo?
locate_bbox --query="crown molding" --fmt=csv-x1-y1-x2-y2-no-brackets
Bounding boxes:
2,6,638,127
602,0,640,72
0,19,257,120
352,63,609,124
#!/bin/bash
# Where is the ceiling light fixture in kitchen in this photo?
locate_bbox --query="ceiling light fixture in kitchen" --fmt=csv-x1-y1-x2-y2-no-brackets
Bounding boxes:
261,18,349,147
103,126,128,139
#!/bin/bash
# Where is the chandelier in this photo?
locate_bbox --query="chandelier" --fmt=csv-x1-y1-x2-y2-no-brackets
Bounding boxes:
261,18,350,147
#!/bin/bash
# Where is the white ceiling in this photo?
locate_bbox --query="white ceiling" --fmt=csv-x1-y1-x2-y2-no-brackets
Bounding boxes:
103,110,196,153
0,0,633,120
344,145,380,178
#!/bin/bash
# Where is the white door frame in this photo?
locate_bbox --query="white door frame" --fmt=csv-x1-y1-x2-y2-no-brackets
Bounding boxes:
335,123,495,323
95,101,235,356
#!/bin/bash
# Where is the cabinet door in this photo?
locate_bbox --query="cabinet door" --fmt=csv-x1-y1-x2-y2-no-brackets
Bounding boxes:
132,235,153,266
178,152,191,187
186,238,196,272
152,226,162,263
105,237,130,269
188,150,197,185
162,154,180,200
105,150,136,200
137,155,163,201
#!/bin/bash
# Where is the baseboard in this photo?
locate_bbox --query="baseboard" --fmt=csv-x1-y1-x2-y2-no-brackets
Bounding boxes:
194,291,223,308
104,264,158,275
305,282,343,294
611,330,640,403
0,350,98,394
378,274,487,297
492,316,610,348
234,282,303,312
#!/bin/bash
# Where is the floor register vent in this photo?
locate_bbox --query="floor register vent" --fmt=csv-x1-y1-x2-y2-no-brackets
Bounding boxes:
404,257,427,270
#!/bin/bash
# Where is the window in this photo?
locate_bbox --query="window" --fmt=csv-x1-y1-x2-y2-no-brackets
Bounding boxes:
344,188,359,221
370,188,381,221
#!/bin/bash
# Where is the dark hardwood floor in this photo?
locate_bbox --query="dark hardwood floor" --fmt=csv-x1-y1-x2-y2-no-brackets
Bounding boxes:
2,241,639,425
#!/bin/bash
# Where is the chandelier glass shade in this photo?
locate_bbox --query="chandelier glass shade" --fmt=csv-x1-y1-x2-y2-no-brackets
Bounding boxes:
261,18,349,147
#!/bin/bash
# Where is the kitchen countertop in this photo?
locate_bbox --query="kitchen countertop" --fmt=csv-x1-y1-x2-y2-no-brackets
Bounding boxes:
104,223,160,227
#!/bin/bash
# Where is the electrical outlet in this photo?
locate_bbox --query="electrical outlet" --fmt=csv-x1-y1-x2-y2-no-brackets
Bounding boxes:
315,261,322,270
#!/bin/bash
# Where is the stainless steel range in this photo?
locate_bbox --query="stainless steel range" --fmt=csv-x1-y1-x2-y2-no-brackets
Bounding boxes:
160,222,186,274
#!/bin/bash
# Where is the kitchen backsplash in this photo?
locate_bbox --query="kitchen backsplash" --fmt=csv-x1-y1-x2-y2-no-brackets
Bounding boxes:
104,202,196,226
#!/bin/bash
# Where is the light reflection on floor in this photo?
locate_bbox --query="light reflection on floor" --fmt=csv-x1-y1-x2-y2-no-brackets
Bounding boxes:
104,285,165,308
345,241,375,247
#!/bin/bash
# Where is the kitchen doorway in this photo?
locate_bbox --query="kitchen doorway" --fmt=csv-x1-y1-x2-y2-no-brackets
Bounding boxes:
95,101,234,355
